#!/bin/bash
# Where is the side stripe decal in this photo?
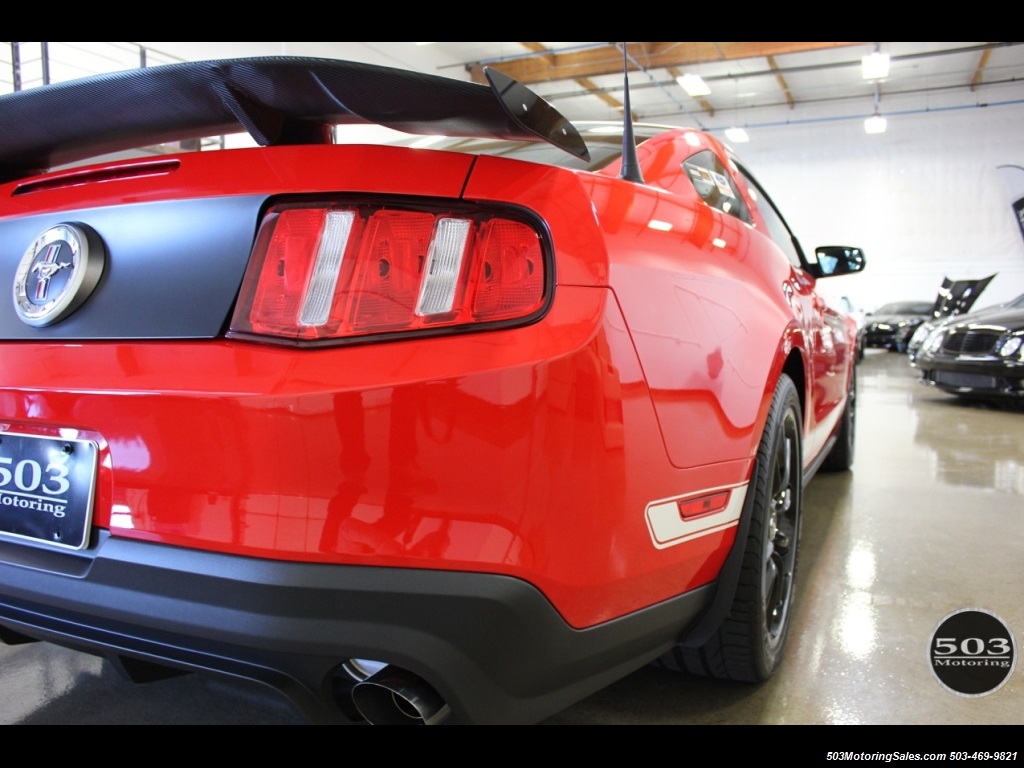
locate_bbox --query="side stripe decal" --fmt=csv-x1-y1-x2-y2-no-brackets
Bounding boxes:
644,483,747,550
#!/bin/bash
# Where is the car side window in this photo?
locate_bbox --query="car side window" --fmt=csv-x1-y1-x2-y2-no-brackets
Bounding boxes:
682,150,751,224
733,163,804,269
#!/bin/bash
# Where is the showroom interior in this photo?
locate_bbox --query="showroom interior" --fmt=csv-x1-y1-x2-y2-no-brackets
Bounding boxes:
0,42,1022,725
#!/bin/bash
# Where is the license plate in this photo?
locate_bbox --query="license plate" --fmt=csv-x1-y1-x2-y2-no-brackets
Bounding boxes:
0,432,98,551
935,371,998,390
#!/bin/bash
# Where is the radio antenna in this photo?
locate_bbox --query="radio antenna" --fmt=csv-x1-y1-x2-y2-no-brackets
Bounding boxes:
619,43,645,183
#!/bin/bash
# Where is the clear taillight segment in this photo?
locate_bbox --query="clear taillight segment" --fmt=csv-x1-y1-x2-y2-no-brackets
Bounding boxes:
230,203,547,343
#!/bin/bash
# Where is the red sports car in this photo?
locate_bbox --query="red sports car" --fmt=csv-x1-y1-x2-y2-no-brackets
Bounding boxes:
0,57,864,724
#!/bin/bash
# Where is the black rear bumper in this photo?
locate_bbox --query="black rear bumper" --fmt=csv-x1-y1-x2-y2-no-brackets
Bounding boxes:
0,532,709,724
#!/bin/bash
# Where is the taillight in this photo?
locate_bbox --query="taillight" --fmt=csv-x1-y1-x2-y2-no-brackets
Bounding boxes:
230,202,548,343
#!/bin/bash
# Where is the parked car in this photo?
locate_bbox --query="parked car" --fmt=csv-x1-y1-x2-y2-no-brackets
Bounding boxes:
0,57,864,725
913,293,1024,405
906,275,996,361
860,300,937,353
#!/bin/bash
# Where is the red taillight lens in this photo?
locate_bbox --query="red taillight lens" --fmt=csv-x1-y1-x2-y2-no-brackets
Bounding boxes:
230,203,547,343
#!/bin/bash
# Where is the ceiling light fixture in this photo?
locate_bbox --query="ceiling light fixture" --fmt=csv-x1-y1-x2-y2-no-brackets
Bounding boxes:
723,77,750,144
864,82,887,134
864,114,888,134
725,126,750,143
677,73,711,97
862,49,890,81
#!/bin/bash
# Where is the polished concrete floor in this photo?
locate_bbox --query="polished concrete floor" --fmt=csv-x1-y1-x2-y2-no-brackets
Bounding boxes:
2,350,1022,725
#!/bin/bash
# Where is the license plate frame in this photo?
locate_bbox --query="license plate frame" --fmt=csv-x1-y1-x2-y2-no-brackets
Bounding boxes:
0,432,98,551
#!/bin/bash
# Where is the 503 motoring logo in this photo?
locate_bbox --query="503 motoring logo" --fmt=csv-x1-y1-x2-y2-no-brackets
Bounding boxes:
930,608,1017,697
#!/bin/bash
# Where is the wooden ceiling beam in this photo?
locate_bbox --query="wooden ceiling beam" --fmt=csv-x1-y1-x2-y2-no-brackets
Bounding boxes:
766,55,796,110
577,76,625,110
516,42,631,117
971,45,994,90
469,42,866,84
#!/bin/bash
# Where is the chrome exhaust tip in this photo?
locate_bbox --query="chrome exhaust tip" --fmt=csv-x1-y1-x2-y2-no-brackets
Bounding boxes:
351,665,451,725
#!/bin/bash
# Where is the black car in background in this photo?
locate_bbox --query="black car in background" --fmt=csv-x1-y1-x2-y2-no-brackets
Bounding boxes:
863,275,995,355
907,275,997,360
859,301,936,353
913,293,1024,406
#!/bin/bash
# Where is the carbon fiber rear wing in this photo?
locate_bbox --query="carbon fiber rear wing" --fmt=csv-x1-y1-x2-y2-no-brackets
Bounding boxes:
0,56,589,183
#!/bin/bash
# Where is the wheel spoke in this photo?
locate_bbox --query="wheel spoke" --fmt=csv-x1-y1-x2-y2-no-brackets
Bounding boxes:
763,555,779,604
771,433,793,514
763,415,800,643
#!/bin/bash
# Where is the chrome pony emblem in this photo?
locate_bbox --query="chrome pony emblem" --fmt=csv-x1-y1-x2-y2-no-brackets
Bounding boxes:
13,223,105,327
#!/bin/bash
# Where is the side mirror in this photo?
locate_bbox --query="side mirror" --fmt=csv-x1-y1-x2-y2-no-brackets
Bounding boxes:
809,245,866,278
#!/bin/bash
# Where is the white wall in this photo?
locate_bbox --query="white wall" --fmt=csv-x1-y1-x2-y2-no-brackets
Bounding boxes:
737,103,1024,311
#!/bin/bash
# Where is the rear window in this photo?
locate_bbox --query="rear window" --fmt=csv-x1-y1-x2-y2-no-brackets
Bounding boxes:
355,123,675,173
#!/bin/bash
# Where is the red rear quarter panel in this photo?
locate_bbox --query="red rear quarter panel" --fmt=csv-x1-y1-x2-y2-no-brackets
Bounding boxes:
0,135,838,629
467,138,801,472
0,146,746,628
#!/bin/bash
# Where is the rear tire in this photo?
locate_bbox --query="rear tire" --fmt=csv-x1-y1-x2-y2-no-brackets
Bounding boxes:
663,374,803,682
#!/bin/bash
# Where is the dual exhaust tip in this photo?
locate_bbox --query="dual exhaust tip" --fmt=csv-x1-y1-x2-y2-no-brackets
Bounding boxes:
349,664,451,725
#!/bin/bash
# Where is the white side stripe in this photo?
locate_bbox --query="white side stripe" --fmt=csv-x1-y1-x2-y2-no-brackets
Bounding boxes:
645,483,747,550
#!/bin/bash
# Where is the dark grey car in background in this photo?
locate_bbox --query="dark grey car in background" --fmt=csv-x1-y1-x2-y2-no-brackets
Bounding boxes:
912,293,1024,406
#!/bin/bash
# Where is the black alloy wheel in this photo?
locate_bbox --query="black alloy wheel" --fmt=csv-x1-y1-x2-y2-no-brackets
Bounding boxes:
761,389,801,659
664,374,804,682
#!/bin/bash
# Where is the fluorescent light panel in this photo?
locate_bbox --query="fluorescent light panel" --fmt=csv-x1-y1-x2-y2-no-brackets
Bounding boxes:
725,127,750,143
864,114,888,134
862,51,890,80
677,73,711,97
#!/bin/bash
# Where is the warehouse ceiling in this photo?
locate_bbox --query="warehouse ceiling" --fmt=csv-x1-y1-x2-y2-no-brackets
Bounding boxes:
408,42,1024,130
4,42,1023,135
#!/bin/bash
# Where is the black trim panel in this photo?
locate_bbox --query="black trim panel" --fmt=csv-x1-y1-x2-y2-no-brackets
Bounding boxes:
0,532,711,724
0,196,264,340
